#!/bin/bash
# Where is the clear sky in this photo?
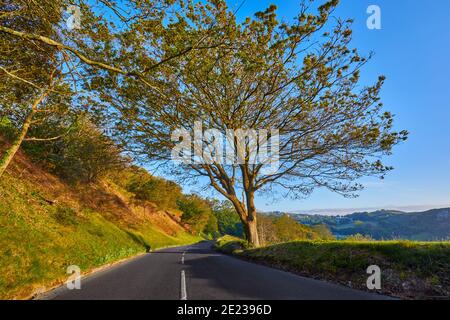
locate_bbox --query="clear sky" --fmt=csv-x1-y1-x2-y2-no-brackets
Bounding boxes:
217,0,450,213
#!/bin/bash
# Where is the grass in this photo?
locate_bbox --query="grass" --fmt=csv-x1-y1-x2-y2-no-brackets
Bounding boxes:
214,235,249,253
0,164,201,299
215,236,450,299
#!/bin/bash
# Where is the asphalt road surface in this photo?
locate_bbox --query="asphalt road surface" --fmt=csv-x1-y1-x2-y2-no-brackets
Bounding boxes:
43,241,392,300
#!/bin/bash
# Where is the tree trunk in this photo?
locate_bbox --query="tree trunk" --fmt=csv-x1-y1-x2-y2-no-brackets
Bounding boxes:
228,194,261,247
0,91,47,178
244,216,260,247
0,110,34,178
244,190,260,247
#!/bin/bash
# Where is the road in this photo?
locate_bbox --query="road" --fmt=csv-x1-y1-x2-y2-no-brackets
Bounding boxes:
43,241,392,300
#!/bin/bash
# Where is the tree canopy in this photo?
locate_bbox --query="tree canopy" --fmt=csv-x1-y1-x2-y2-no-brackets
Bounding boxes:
1,0,408,246
109,0,408,246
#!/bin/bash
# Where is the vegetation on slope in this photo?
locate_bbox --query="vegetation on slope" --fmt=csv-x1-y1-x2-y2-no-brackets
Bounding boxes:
216,237,450,299
0,148,201,299
257,214,334,245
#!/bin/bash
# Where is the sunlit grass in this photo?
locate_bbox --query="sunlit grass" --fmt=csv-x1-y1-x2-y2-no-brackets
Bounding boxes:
0,172,201,299
216,236,450,298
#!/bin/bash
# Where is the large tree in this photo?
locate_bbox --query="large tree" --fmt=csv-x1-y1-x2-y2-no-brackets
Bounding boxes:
113,0,408,246
0,0,224,177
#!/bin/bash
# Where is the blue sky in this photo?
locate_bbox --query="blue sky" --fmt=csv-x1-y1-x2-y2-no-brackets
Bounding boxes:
217,0,450,213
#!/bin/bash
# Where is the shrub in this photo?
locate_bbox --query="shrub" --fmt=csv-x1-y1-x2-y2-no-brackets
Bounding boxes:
257,214,321,245
51,118,125,183
211,200,244,237
178,194,217,236
53,206,78,226
122,167,183,210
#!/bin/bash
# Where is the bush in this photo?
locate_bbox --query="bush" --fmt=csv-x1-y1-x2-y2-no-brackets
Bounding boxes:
53,206,79,226
25,116,125,183
0,117,17,141
178,194,217,236
119,166,183,210
211,200,244,237
257,214,321,245
56,120,125,183
215,235,249,254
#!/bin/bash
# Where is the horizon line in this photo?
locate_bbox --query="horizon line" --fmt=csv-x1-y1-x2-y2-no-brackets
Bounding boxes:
263,204,450,216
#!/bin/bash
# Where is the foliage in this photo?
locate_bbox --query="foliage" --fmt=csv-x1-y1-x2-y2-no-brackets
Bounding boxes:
33,117,126,183
211,200,244,237
121,166,183,210
203,213,219,239
310,224,335,240
258,214,322,245
1,0,218,178
112,0,408,246
177,194,217,236
0,117,16,141
215,235,249,254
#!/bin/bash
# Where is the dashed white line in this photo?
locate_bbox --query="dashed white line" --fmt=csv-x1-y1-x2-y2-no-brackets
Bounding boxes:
181,251,185,264
180,270,187,300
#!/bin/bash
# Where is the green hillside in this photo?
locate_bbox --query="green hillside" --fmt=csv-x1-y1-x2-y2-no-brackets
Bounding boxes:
0,149,201,299
293,209,450,240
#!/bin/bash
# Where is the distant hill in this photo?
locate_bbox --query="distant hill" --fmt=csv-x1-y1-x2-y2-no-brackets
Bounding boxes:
266,209,450,241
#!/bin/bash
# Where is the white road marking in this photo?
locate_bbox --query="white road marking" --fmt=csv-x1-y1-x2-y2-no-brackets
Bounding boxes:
181,251,185,264
180,270,187,300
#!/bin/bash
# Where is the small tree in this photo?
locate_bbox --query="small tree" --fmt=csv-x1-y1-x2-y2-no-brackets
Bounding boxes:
125,168,183,210
116,1,408,246
178,194,214,235
0,0,72,177
47,117,125,183
211,199,244,237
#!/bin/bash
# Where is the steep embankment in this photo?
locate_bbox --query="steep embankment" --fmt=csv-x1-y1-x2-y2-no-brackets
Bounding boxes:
0,146,200,299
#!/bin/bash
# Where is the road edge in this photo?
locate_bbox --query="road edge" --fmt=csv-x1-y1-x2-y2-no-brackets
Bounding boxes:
33,242,201,300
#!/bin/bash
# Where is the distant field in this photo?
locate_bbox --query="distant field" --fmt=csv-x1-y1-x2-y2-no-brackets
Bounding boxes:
216,236,450,299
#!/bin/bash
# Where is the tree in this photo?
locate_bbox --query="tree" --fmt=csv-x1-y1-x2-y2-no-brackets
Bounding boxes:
115,0,408,246
124,167,183,210
46,116,126,183
203,213,219,239
178,194,215,235
311,224,335,240
0,0,226,177
0,0,73,177
211,199,244,237
258,214,320,245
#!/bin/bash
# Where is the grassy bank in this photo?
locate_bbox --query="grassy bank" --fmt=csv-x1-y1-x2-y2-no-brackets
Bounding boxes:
215,236,450,299
0,152,201,299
